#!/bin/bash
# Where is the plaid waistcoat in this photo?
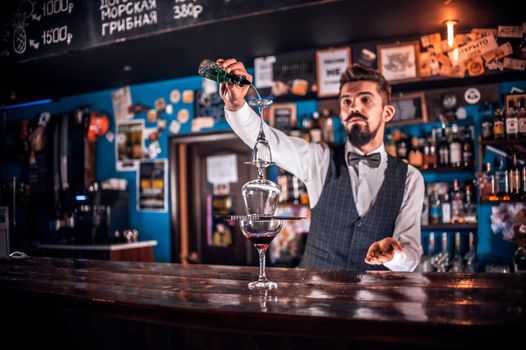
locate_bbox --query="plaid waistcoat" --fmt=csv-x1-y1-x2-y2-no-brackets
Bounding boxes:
300,144,407,271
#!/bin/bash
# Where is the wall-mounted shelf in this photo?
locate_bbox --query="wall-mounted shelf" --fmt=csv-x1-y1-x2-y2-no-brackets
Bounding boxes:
422,223,478,231
420,166,474,173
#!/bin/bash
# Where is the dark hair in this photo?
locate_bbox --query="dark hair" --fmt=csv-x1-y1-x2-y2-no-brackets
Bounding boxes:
339,64,391,104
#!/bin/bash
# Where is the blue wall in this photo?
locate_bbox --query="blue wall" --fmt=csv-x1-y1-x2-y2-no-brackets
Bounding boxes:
3,71,318,262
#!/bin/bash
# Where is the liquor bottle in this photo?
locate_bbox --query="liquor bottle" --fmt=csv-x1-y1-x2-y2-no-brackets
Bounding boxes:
479,162,497,201
198,59,251,86
451,232,463,272
450,179,465,224
481,102,494,140
423,134,437,170
495,156,510,201
464,232,477,272
429,190,442,224
438,126,450,167
418,232,435,272
449,123,462,167
408,136,424,168
523,165,526,201
421,193,429,226
506,100,519,139
493,108,505,140
309,111,322,143
518,97,526,138
437,232,450,272
509,152,521,199
320,108,335,143
385,133,397,157
441,193,452,224
464,183,477,223
396,132,409,161
462,128,474,168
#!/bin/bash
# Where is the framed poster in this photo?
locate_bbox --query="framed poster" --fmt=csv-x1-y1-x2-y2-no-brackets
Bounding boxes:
316,47,351,97
377,41,420,82
137,159,168,212
389,92,428,125
269,103,297,132
504,93,526,115
116,119,144,171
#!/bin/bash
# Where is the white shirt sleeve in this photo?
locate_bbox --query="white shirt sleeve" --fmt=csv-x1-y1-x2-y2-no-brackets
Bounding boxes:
225,103,330,208
383,165,425,272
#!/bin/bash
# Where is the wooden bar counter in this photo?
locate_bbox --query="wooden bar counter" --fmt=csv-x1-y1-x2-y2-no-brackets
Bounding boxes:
0,257,524,349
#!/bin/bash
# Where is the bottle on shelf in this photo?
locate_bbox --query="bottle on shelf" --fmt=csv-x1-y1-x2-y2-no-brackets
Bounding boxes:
508,152,521,200
396,132,409,161
462,127,474,168
408,136,424,168
385,132,397,157
463,232,477,272
450,179,465,224
309,111,322,143
438,126,450,167
418,232,435,272
481,102,494,140
451,232,463,272
479,162,497,201
423,134,437,170
493,107,505,140
421,193,429,226
319,108,335,143
441,193,451,224
518,97,526,138
464,183,477,223
495,156,510,201
429,190,442,225
505,99,519,139
449,123,462,167
435,232,450,272
522,165,526,201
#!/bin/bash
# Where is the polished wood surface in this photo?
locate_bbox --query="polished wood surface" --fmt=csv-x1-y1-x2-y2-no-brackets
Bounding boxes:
1,257,524,349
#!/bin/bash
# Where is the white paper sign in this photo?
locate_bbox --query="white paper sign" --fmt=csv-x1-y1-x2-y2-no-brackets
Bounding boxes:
206,154,238,184
448,35,498,64
316,48,351,97
112,86,133,124
254,56,276,89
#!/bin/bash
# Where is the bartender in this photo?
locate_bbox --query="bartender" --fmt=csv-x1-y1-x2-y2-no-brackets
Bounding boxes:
218,58,424,271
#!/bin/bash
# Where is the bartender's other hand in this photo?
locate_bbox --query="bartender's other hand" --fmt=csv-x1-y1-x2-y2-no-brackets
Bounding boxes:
365,237,403,265
217,58,252,111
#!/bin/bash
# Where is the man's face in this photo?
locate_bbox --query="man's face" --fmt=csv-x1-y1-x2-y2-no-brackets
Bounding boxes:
338,81,394,148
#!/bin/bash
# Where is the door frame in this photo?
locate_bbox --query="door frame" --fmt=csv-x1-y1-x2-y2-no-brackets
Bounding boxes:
169,131,243,263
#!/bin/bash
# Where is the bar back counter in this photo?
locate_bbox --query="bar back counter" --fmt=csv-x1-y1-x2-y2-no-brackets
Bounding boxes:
1,257,524,349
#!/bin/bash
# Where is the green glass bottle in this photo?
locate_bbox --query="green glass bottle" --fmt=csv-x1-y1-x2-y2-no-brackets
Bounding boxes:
198,59,251,86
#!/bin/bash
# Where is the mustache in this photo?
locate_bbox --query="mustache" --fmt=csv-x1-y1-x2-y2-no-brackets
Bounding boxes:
345,112,368,122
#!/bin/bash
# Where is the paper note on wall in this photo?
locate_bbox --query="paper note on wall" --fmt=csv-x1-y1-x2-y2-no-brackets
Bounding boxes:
206,154,238,184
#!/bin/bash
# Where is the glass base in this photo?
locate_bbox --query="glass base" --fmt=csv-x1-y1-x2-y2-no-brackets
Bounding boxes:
248,279,277,290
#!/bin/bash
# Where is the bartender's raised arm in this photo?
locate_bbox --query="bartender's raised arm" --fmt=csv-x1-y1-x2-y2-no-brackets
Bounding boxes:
218,58,326,187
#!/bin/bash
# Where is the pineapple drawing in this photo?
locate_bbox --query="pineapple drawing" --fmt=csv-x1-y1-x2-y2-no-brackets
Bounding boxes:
13,15,27,54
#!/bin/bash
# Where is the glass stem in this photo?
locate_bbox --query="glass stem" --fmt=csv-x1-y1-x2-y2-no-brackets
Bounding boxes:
257,247,268,282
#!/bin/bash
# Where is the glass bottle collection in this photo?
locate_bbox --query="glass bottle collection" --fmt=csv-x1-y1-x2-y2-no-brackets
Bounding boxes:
422,180,478,226
385,124,474,170
418,231,477,272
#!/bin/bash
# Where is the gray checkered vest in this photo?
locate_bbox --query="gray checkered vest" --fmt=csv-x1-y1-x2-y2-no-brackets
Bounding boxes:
300,145,407,271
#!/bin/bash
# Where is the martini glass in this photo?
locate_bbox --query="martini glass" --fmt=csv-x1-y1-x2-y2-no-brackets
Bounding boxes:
240,217,283,289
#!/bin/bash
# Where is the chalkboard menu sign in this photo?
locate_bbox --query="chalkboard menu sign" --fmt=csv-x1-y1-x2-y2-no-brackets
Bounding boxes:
0,0,90,62
1,0,310,64
194,89,225,123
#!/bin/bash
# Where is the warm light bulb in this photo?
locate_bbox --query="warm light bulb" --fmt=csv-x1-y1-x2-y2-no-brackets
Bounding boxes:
444,19,458,48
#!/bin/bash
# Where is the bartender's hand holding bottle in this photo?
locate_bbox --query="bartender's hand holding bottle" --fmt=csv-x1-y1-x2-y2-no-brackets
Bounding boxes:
365,237,403,265
217,58,252,111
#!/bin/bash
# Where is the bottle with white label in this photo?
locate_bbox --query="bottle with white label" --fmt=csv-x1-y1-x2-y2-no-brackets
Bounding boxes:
449,123,462,167
506,100,519,139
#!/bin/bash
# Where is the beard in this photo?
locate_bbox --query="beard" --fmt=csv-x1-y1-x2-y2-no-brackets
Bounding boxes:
345,113,378,148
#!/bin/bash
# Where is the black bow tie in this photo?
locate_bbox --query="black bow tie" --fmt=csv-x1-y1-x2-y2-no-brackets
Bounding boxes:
347,152,381,168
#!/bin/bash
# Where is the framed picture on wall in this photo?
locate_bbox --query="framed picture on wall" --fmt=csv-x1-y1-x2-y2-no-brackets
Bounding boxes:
316,47,351,97
389,92,428,125
269,103,297,132
504,93,526,115
377,41,420,82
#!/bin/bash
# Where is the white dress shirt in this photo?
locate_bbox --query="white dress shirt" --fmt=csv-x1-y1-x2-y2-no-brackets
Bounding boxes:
225,103,424,271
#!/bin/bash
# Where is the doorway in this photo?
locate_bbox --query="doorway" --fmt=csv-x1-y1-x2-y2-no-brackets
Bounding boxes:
170,132,258,266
